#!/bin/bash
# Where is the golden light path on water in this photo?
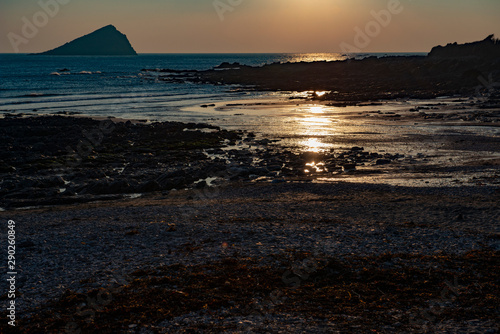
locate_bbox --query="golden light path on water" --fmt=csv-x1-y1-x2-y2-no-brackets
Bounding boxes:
295,104,336,153
284,53,346,63
182,96,500,187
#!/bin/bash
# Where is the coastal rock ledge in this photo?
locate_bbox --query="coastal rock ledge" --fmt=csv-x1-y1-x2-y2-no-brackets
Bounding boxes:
428,34,500,59
34,25,137,56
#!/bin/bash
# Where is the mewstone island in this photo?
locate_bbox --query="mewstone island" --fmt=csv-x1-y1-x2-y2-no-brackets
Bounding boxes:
0,2,499,333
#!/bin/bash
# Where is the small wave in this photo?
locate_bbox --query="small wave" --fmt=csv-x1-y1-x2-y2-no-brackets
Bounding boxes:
49,71,102,76
78,71,102,75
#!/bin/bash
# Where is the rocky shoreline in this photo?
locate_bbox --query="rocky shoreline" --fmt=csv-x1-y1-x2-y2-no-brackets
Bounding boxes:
0,115,424,210
0,115,241,209
140,36,500,104
3,92,500,210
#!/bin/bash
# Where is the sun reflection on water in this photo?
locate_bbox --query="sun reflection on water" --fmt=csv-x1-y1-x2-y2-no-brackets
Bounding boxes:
305,161,327,173
296,105,336,152
285,53,346,63
301,137,334,153
290,91,331,99
309,106,325,114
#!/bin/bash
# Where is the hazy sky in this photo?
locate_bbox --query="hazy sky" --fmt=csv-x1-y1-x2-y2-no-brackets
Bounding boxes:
1,0,499,53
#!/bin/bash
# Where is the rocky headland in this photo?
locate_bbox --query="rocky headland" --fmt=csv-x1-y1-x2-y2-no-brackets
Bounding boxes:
142,35,500,102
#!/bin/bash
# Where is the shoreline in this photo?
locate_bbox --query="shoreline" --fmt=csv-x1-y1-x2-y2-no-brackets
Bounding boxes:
1,93,499,210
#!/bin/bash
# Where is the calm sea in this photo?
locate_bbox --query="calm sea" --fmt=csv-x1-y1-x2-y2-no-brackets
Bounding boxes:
0,53,424,121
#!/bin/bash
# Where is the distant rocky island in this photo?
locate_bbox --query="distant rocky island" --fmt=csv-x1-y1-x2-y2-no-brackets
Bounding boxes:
34,25,137,56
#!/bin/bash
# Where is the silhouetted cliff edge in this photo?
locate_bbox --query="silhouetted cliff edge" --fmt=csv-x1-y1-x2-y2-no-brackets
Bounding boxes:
35,25,137,56
429,35,500,59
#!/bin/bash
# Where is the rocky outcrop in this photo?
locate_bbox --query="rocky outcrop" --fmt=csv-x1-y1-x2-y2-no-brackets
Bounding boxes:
428,35,500,59
35,25,137,56
141,36,500,101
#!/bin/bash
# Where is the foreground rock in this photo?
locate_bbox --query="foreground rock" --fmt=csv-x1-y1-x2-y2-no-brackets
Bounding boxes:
0,116,238,208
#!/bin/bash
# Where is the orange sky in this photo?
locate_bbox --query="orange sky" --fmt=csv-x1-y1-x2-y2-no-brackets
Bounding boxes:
1,0,499,53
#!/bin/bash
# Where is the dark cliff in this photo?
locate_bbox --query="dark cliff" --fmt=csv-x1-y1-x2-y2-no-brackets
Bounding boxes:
428,35,500,59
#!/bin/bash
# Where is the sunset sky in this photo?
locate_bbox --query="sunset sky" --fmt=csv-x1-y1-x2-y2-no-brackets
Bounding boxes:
1,0,499,54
